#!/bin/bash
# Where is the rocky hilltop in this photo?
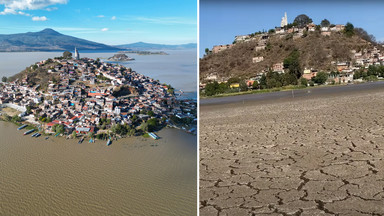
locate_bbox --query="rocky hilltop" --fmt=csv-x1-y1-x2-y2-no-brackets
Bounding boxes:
107,54,135,61
200,22,382,83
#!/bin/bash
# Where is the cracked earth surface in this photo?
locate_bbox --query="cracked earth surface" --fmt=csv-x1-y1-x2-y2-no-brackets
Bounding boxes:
200,91,384,216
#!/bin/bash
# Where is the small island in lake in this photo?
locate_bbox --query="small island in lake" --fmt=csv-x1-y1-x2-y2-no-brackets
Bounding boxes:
107,53,135,61
0,49,197,143
118,51,169,55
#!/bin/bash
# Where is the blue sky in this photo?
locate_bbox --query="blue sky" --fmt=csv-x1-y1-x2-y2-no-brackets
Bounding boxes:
200,0,384,57
0,0,197,45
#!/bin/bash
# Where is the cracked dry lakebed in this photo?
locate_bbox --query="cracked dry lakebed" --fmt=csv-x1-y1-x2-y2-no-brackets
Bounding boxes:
200,86,384,216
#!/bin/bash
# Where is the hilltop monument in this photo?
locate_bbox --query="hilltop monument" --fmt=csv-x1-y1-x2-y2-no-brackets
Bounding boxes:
280,12,288,27
74,47,80,60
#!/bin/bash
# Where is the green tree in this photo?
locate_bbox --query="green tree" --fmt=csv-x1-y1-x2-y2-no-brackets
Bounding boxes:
344,22,355,37
294,14,313,28
26,106,32,114
364,75,378,82
63,51,72,59
147,110,155,117
72,131,77,138
252,81,259,89
354,28,376,44
140,122,149,132
204,81,219,96
2,76,7,82
131,115,138,123
46,58,53,64
88,132,95,138
259,74,267,89
312,72,328,84
56,124,65,134
227,77,241,84
299,77,308,86
284,49,301,79
320,19,330,27
367,65,378,76
217,82,229,93
12,115,21,122
239,80,248,92
147,118,158,132
282,73,298,86
128,128,136,136
205,48,210,55
266,78,282,88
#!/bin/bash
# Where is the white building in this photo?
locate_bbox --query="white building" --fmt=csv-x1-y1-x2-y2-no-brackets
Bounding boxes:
280,12,288,27
74,47,80,60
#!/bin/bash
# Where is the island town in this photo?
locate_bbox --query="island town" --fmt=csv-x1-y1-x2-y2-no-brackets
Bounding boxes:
200,13,384,96
0,49,197,144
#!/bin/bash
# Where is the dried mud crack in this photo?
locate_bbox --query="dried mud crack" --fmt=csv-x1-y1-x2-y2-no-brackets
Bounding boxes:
200,90,384,215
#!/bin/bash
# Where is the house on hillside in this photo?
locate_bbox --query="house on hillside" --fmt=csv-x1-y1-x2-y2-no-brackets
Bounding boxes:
235,35,249,43
252,56,264,63
336,62,350,72
212,44,233,54
272,62,284,73
302,68,318,80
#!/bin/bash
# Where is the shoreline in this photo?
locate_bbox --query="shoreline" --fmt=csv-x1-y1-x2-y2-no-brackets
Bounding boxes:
0,110,196,142
201,80,384,106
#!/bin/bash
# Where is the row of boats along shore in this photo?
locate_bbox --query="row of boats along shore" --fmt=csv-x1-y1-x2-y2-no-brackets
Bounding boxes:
17,124,160,146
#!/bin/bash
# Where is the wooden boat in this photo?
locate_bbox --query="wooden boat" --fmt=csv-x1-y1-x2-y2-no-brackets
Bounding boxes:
17,124,28,130
24,129,35,135
78,137,84,144
106,139,112,146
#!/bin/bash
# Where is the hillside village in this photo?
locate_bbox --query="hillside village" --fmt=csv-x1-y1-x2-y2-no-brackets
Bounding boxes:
0,50,197,138
200,13,384,94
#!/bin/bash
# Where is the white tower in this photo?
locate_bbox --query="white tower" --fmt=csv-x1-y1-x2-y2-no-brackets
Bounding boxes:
280,12,288,27
74,47,80,60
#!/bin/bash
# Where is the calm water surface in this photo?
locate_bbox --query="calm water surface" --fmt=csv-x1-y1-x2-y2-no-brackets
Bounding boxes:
0,122,197,215
0,49,197,93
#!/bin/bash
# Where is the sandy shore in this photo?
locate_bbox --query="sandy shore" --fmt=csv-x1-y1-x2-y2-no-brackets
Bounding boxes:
200,88,384,215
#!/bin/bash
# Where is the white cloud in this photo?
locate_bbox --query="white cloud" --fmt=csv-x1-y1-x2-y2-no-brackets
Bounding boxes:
111,16,116,20
131,16,196,25
101,28,109,32
32,16,47,21
0,0,67,15
97,15,104,18
18,11,30,16
46,7,58,11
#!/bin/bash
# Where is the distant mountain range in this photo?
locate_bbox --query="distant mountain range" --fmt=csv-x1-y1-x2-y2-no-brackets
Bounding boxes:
0,28,120,52
116,42,197,50
0,29,196,52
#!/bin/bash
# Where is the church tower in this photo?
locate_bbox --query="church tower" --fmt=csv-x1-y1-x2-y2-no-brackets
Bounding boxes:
280,12,288,27
74,47,80,60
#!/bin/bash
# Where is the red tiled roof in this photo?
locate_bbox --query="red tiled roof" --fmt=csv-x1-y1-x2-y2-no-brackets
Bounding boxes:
88,92,106,97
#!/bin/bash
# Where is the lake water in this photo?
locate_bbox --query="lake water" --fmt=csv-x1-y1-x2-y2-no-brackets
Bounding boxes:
0,49,197,95
0,122,197,215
